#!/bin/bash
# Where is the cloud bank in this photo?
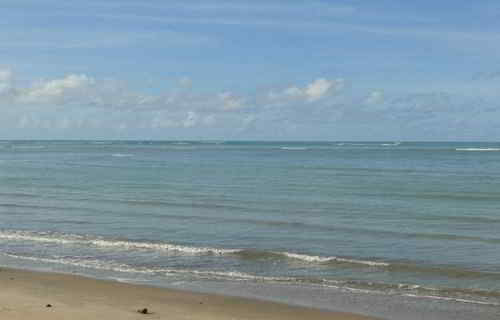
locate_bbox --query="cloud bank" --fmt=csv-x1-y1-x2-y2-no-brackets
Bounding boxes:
1,68,499,140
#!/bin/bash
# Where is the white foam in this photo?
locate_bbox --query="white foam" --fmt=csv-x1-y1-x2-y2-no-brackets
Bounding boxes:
402,293,500,306
2,252,292,283
155,268,293,282
337,142,401,147
336,143,373,146
0,230,387,267
456,148,500,152
282,252,333,263
3,253,154,275
4,251,498,307
281,252,389,267
111,153,134,157
381,142,401,146
280,147,308,151
0,231,82,245
0,231,237,255
88,239,238,255
397,283,421,290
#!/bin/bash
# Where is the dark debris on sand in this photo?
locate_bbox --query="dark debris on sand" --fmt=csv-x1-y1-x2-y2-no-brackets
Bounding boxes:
137,308,150,314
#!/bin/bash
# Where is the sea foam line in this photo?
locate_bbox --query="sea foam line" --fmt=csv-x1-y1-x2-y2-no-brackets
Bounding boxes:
401,293,500,306
1,252,291,282
2,253,153,275
455,148,500,152
111,153,134,157
281,252,389,267
3,252,499,307
0,230,236,255
280,147,309,150
0,230,386,267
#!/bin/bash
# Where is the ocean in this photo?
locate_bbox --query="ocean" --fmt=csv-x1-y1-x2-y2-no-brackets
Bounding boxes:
1,140,499,319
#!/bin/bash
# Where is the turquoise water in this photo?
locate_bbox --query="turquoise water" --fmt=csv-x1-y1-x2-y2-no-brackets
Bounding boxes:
1,141,500,315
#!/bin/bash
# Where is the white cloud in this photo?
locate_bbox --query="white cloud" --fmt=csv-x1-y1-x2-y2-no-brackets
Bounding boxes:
17,74,95,103
2,68,499,140
0,69,12,83
269,78,344,103
305,78,338,101
0,69,13,93
218,91,244,111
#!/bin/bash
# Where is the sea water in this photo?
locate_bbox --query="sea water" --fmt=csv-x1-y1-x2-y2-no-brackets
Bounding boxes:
1,141,499,319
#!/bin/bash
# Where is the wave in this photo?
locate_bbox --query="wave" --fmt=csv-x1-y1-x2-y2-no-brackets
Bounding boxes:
280,147,309,150
12,145,46,149
456,148,500,152
0,230,237,255
3,253,154,275
3,230,500,279
0,230,385,267
387,263,500,280
1,252,294,282
381,142,401,146
280,252,388,266
337,142,401,147
232,250,388,267
400,293,498,306
3,252,499,306
111,153,134,157
0,192,39,199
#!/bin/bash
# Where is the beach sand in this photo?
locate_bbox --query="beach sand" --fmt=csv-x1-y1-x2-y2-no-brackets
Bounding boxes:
0,267,380,320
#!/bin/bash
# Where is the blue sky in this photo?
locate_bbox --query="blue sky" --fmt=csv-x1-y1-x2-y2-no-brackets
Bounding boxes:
1,0,500,140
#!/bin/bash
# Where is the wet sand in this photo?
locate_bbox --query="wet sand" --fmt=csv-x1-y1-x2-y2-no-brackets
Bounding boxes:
0,267,380,320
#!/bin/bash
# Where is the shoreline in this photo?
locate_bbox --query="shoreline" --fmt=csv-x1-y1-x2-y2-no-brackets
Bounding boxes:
0,266,380,320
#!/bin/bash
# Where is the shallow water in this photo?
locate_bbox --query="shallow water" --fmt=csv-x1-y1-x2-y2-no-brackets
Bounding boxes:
1,140,500,317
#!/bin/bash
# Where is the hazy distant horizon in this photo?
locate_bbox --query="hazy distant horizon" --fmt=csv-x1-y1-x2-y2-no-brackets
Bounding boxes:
1,139,499,143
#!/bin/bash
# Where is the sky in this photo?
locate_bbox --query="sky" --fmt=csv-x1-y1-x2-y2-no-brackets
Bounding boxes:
1,0,500,140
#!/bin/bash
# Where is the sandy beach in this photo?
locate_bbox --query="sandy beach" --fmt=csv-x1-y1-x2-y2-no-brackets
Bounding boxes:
0,267,380,320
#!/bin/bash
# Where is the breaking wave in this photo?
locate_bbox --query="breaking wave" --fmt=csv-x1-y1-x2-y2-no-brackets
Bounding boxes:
2,230,500,281
0,230,386,267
